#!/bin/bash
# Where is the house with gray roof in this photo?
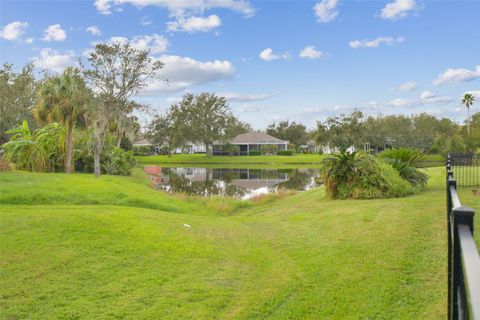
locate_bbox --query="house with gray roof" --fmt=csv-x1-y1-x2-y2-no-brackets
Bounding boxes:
213,131,288,156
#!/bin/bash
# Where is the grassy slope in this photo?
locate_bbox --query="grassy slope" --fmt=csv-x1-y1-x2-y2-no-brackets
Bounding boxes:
1,167,478,319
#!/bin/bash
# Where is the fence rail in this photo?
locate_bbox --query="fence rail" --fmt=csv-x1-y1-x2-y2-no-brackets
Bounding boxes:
447,154,480,320
450,153,480,187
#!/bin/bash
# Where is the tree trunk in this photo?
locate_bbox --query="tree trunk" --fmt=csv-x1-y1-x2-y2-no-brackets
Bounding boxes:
206,143,211,157
65,126,74,174
93,124,107,178
467,107,470,136
116,134,122,148
94,151,101,177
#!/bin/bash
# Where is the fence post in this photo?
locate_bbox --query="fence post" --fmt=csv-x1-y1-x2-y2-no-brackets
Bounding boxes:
451,205,475,319
447,176,456,319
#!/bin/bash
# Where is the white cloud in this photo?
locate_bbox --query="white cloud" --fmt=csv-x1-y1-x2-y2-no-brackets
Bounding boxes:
349,36,404,48
0,21,29,40
108,34,169,54
391,81,418,92
313,0,339,23
433,65,480,86
166,14,221,33
141,16,152,26
142,55,235,94
42,24,67,42
94,0,255,17
25,37,34,44
32,48,75,73
86,25,101,36
381,0,417,20
259,48,289,61
389,98,414,107
299,46,324,59
389,91,453,108
419,91,453,104
238,105,264,113
219,92,270,102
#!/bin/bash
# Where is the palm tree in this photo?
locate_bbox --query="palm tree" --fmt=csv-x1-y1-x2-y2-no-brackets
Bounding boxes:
33,68,89,173
462,93,476,135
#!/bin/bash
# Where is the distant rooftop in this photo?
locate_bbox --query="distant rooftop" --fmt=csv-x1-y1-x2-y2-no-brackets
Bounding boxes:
229,131,288,145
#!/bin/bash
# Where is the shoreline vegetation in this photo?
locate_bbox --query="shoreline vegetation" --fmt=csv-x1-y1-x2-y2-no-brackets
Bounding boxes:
1,167,479,318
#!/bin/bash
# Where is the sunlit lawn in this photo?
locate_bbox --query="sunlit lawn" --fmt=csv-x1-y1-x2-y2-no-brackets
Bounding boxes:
1,166,478,319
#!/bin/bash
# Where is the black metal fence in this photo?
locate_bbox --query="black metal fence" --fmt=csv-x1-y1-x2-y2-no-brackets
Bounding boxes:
446,155,480,319
449,153,480,187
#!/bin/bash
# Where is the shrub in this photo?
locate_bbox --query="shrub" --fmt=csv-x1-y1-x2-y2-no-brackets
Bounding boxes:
378,148,429,187
133,146,151,156
2,121,65,172
320,151,415,199
223,143,240,156
249,150,261,156
277,150,293,156
74,132,136,175
261,144,278,155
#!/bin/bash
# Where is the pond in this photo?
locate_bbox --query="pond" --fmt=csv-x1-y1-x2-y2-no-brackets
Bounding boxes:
144,166,322,199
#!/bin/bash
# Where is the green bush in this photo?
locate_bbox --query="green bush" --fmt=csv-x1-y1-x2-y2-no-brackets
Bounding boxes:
74,132,136,175
2,121,65,172
320,151,415,199
277,150,293,156
260,144,278,155
248,150,261,156
378,148,429,187
133,146,151,156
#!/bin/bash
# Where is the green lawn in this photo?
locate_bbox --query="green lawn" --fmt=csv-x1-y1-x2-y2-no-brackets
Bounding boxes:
1,167,478,319
135,153,445,168
136,153,325,165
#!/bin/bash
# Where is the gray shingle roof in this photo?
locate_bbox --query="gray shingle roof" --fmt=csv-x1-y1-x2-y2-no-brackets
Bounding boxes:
229,131,288,144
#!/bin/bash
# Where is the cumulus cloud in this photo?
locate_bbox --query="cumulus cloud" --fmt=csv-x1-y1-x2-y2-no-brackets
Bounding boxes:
391,81,418,92
33,48,76,73
313,0,339,23
238,105,265,113
259,48,289,61
0,21,29,40
25,37,34,44
380,0,417,20
166,14,221,33
299,46,325,59
142,55,235,94
107,34,169,54
219,92,270,102
389,91,453,108
42,24,67,41
349,36,404,48
94,0,255,17
86,25,101,36
433,65,480,86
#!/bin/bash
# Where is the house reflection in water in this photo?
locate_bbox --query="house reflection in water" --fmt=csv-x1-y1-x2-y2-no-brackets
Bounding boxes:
143,166,321,199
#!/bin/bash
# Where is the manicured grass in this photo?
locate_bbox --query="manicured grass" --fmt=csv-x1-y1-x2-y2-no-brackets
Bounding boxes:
135,153,445,168
1,167,479,318
136,153,325,165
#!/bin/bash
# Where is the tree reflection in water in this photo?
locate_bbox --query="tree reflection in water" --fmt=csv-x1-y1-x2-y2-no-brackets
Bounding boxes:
145,166,321,199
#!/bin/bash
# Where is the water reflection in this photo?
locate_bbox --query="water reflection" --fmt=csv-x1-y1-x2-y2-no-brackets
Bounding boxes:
144,166,321,199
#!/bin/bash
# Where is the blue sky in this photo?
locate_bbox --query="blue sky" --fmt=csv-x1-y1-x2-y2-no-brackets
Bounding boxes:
1,0,479,129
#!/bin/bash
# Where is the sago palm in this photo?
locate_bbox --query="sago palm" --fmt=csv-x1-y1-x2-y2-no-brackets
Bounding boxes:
33,68,89,173
462,93,475,135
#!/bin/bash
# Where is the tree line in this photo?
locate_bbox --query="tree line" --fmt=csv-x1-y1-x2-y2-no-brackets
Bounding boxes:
315,109,479,154
1,42,162,177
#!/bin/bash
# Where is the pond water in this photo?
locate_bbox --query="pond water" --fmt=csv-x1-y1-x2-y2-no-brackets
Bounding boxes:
144,166,322,199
